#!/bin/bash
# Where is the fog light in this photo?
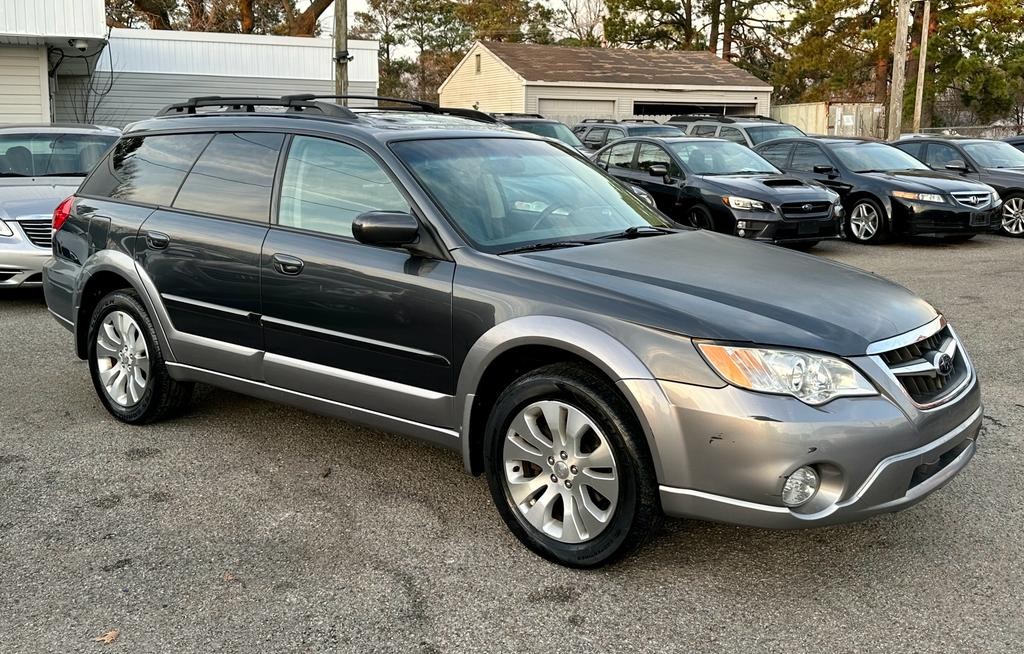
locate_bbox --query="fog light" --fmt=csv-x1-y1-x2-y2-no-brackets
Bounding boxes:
782,466,819,507
738,229,746,236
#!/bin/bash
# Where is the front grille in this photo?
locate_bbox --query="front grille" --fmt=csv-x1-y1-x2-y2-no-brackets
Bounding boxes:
878,325,969,406
780,201,833,219
951,191,991,209
17,219,52,248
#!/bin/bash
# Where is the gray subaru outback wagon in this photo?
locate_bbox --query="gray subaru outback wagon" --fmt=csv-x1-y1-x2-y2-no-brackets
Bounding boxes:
43,96,981,567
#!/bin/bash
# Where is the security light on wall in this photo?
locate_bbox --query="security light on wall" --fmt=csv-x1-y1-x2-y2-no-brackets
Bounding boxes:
69,39,89,52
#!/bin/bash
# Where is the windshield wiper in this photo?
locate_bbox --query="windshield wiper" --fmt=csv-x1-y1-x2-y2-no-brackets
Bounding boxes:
498,240,595,255
594,225,675,240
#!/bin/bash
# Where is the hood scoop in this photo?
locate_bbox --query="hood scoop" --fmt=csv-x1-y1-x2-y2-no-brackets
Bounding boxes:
761,177,806,187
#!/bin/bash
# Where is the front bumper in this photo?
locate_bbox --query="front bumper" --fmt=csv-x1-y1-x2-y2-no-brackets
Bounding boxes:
0,222,51,287
732,206,843,244
892,199,1002,236
620,355,981,529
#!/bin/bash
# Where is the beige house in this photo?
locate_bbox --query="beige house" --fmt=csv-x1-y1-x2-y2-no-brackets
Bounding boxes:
439,41,773,125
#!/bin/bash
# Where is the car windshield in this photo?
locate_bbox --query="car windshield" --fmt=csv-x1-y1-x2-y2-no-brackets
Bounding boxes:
746,124,805,145
831,142,930,172
628,126,684,137
962,141,1024,169
668,140,779,175
392,137,670,253
510,121,585,148
0,132,117,177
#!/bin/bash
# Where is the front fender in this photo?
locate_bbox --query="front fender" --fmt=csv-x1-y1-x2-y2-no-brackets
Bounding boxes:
456,316,670,478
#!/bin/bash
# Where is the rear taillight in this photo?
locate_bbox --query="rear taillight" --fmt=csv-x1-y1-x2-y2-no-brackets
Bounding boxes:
52,195,75,232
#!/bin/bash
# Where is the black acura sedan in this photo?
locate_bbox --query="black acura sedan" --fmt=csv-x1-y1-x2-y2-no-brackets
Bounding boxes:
892,136,1024,237
593,137,842,247
755,137,1001,244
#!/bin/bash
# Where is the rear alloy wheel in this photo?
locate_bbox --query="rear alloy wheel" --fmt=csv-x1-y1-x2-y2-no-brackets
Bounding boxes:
87,289,193,424
846,198,889,244
1001,194,1024,237
484,363,661,567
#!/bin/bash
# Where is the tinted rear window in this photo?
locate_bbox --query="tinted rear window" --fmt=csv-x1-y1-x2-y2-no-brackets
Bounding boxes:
80,133,212,205
173,132,284,222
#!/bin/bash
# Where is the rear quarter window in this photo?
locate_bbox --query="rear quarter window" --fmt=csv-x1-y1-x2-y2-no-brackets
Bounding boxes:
80,133,212,206
172,132,284,222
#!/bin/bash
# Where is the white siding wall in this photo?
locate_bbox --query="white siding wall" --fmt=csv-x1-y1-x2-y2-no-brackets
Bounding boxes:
525,85,771,125
100,29,379,84
0,46,49,123
0,0,105,39
53,73,377,128
438,44,524,112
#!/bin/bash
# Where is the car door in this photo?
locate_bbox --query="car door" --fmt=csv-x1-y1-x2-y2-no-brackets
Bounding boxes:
602,141,639,180
635,142,683,212
259,134,455,426
134,131,284,380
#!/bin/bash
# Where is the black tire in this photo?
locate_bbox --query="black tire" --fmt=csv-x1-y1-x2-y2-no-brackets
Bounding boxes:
844,197,890,244
688,204,716,231
483,363,662,568
999,192,1024,237
86,289,193,424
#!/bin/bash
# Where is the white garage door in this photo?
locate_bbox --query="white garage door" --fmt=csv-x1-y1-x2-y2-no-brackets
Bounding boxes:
538,98,615,124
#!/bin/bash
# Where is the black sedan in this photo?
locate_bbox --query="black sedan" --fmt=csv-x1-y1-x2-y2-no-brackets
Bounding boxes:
755,137,1001,244
593,136,842,247
892,136,1024,237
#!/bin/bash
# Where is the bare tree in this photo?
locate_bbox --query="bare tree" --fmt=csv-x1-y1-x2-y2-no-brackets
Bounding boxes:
556,0,604,45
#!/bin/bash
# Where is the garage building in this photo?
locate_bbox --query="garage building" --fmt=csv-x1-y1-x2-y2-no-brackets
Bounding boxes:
439,41,773,125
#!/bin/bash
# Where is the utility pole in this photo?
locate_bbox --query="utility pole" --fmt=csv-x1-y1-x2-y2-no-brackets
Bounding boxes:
887,0,912,141
912,0,931,133
333,0,349,102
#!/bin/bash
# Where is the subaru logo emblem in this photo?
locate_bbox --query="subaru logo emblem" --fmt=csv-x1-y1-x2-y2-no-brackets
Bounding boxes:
801,203,813,211
936,353,954,376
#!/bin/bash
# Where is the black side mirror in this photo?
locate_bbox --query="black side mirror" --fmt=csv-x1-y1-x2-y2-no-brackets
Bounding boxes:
813,164,837,176
945,159,969,173
352,211,420,247
648,164,669,177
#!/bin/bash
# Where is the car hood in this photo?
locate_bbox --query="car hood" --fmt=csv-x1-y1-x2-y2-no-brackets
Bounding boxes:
0,177,80,220
861,169,992,193
981,167,1024,186
699,174,835,201
521,231,936,356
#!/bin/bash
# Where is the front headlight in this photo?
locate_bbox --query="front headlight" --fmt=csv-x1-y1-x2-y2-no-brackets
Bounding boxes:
0,220,13,237
697,343,876,405
892,190,945,203
724,196,768,211
991,191,1001,204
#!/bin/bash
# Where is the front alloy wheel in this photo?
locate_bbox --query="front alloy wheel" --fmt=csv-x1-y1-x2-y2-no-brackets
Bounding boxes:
484,363,661,567
503,400,619,543
846,199,888,244
1001,195,1024,237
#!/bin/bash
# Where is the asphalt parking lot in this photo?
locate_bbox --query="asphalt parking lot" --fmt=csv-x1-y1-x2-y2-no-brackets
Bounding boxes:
2,235,1022,653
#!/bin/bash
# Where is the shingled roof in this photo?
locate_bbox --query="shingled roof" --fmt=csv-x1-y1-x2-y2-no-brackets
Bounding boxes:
479,41,770,88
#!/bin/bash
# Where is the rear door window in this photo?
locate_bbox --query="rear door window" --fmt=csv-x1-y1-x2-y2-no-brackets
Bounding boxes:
173,132,285,222
691,124,718,137
606,128,626,144
757,142,794,168
80,133,212,206
718,126,747,144
583,128,608,148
